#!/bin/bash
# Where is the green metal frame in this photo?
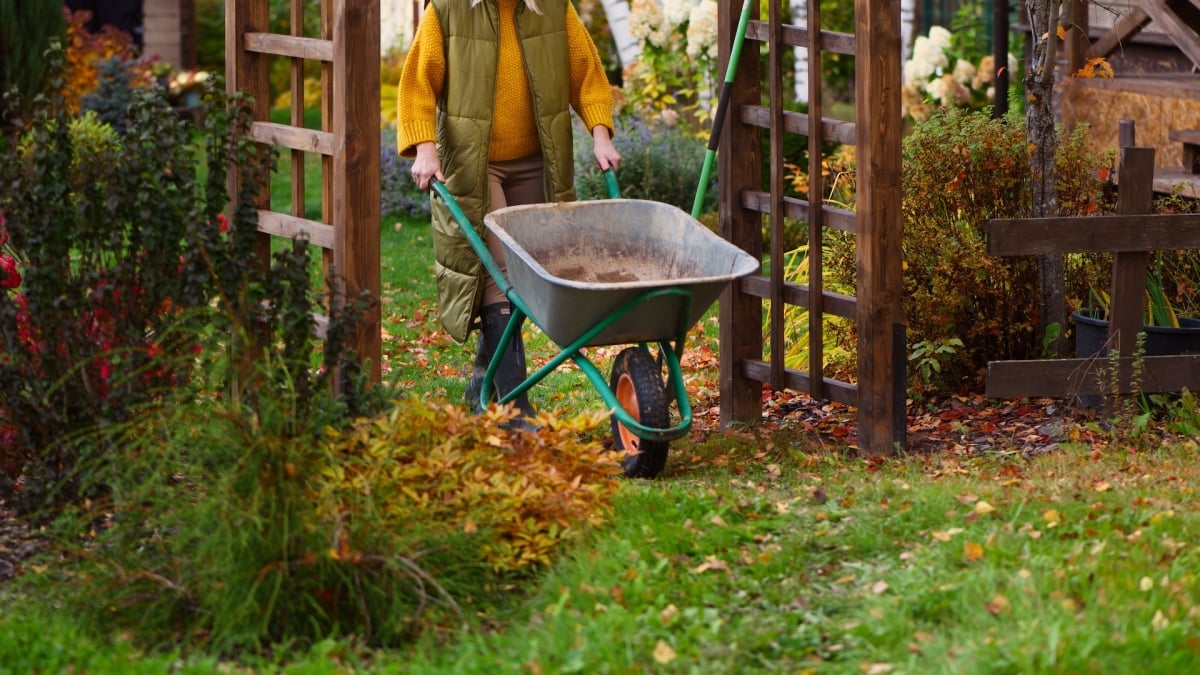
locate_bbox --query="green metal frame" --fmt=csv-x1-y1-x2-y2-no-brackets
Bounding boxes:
431,172,695,443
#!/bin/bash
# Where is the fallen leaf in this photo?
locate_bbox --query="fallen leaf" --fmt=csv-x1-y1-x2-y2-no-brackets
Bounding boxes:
871,581,889,595
974,500,996,515
1042,509,1062,528
985,593,1011,615
653,639,677,664
963,541,985,563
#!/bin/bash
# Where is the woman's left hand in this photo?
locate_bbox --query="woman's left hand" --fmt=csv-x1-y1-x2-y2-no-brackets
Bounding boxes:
591,125,621,172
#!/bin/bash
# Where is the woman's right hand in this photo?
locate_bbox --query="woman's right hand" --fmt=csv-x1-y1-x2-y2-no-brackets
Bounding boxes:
411,142,444,190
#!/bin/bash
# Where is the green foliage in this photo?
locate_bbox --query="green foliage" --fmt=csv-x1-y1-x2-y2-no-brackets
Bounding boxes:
79,57,140,132
0,1,67,124
821,108,1111,392
574,115,716,214
194,0,227,72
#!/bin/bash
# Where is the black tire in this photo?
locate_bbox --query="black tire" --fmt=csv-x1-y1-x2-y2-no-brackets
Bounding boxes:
609,347,670,478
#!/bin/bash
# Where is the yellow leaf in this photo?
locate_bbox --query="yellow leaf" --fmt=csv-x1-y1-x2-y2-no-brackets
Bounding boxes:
963,540,985,563
931,530,951,542
1094,481,1111,492
653,639,677,664
1056,25,1066,41
463,517,477,533
660,604,679,623
974,500,996,515
1042,509,1061,527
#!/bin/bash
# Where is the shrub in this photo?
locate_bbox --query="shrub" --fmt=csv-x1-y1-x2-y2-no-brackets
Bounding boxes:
380,126,430,219
574,114,716,214
822,108,1111,392
0,44,319,515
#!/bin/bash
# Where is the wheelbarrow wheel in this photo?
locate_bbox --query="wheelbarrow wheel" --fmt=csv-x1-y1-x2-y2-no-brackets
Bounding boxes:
609,347,670,479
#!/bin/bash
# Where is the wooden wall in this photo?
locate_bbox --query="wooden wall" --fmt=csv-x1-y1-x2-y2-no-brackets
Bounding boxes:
142,0,195,69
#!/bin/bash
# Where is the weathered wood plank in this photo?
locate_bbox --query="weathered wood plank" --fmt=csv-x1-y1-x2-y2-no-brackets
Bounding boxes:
256,210,335,250
1143,0,1200,68
739,105,857,145
243,32,334,62
1108,146,1155,357
740,190,857,233
744,20,856,54
988,212,1200,255
986,355,1200,397
1087,6,1150,59
742,360,858,406
249,122,335,155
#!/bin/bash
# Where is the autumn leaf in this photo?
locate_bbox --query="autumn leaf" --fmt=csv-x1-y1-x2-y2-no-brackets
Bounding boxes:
1056,25,1066,41
1042,509,1062,528
963,540,985,563
653,639,677,664
974,500,996,515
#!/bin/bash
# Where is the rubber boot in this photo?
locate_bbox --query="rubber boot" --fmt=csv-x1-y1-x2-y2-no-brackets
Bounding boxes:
463,329,493,414
473,303,538,430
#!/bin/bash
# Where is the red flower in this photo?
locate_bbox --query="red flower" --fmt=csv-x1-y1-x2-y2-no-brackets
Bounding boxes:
0,255,20,290
217,213,229,233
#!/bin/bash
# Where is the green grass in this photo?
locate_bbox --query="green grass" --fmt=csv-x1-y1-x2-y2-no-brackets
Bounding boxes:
6,115,1200,671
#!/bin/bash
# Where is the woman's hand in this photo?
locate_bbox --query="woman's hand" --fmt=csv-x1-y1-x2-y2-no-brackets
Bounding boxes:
411,142,444,190
591,125,621,172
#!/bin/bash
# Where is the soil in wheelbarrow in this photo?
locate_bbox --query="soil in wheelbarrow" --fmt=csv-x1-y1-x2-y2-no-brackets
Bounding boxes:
539,249,677,285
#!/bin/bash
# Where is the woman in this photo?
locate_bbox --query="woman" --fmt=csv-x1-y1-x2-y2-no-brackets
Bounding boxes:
397,0,621,427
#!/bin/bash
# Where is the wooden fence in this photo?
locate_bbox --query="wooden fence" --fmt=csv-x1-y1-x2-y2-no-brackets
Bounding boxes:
987,121,1200,402
226,0,381,384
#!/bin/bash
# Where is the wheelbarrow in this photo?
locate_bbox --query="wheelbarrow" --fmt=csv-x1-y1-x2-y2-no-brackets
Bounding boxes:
431,173,758,478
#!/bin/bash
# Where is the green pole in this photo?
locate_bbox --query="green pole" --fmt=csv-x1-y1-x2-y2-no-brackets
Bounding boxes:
691,0,754,221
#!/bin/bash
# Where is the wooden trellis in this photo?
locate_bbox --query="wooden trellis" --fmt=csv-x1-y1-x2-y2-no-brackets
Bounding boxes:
226,0,381,383
718,0,906,454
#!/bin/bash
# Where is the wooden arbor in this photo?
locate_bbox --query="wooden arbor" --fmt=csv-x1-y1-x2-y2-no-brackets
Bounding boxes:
226,0,381,383
718,1,906,454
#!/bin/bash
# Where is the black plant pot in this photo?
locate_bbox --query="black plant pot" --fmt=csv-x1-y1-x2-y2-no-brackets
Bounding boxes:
1072,308,1200,408
1073,308,1200,358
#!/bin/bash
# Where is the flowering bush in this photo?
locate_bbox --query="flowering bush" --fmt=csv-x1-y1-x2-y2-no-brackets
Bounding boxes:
901,24,1019,122
168,68,214,104
624,0,719,130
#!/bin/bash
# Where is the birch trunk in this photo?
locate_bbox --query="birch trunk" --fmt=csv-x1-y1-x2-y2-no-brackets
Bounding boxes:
1024,0,1067,356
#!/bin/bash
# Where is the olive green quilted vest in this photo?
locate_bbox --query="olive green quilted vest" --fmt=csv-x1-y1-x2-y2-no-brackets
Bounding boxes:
429,0,576,343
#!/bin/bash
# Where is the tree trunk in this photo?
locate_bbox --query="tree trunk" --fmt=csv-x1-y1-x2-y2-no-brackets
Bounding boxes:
597,0,640,73
1025,0,1067,356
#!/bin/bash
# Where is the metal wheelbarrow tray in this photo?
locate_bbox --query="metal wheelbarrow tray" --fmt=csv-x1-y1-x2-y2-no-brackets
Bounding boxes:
484,199,759,347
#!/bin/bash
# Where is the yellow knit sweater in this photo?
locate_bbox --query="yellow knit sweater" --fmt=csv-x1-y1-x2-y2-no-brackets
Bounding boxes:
396,0,613,161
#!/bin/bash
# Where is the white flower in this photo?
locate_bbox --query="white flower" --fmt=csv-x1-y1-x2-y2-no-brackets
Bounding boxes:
926,75,948,103
927,25,952,51
685,0,718,59
663,0,695,28
952,58,976,86
629,0,665,44
908,35,947,82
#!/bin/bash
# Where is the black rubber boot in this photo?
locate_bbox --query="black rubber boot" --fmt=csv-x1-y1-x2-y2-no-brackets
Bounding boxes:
471,303,538,429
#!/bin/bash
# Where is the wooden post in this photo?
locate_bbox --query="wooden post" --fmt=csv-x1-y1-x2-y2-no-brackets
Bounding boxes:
226,0,272,269
333,0,382,383
718,0,764,428
854,0,905,454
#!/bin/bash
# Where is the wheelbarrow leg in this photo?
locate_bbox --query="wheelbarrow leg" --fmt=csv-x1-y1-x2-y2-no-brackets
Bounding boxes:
465,303,538,430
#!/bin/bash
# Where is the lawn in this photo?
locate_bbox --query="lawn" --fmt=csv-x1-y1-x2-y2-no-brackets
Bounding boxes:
4,145,1200,672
